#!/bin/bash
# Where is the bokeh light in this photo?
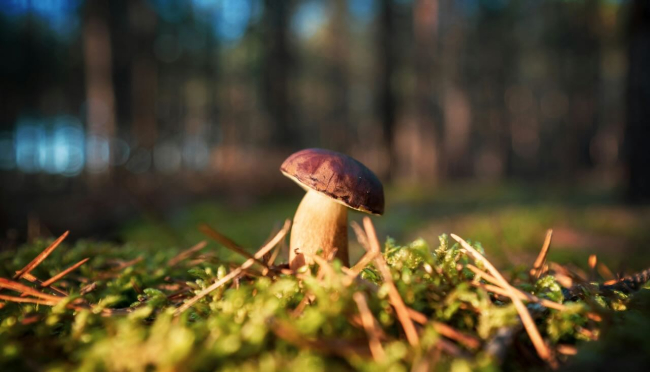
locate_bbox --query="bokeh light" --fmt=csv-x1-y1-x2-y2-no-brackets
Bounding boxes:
0,0,82,41
292,0,326,40
348,0,377,23
15,119,43,174
86,135,110,174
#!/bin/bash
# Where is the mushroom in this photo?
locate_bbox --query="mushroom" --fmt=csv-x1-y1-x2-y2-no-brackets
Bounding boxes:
280,148,385,269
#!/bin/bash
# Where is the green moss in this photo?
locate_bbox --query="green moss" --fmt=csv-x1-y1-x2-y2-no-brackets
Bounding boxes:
0,230,648,371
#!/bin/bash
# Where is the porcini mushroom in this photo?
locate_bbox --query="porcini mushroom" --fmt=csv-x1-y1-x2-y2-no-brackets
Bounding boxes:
280,148,384,269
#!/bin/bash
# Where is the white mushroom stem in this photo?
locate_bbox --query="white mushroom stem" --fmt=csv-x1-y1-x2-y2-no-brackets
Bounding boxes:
290,189,349,270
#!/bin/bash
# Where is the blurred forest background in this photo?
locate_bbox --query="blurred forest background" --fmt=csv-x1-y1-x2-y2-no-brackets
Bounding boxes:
1,0,649,265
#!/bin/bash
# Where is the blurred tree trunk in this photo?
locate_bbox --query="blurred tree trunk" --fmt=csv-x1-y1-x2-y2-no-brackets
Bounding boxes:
378,0,397,179
463,5,516,181
626,0,650,202
413,0,442,183
573,0,600,172
262,0,296,148
108,0,130,144
83,0,116,179
205,23,218,144
326,0,350,152
553,0,599,177
440,1,471,178
130,1,158,150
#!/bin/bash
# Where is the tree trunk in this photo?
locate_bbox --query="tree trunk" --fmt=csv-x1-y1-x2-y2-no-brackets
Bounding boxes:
83,0,116,178
413,0,442,183
326,0,350,152
262,0,295,148
626,0,650,202
378,0,397,179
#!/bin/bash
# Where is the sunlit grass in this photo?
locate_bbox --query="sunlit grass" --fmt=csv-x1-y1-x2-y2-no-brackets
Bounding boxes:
121,184,650,270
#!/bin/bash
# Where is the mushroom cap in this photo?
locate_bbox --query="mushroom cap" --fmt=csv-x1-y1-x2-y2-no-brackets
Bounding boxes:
280,148,385,215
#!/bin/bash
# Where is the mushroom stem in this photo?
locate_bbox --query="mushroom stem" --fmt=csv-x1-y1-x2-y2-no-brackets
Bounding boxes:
290,190,349,270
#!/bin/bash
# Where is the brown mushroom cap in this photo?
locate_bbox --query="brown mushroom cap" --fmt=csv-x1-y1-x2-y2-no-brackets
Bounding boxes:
280,148,385,215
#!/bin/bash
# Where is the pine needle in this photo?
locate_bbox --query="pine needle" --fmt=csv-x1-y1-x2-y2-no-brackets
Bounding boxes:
0,294,59,306
364,217,420,347
556,344,577,356
269,318,371,358
17,272,68,297
348,251,379,278
353,292,385,362
0,278,61,302
431,321,481,350
530,229,552,279
14,231,69,279
597,263,615,281
467,264,566,311
175,219,290,316
351,221,370,251
451,233,557,368
167,241,208,267
41,258,90,287
110,257,143,271
302,252,336,280
199,224,269,271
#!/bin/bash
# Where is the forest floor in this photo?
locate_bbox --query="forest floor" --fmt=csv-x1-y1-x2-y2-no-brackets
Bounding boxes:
2,182,650,370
